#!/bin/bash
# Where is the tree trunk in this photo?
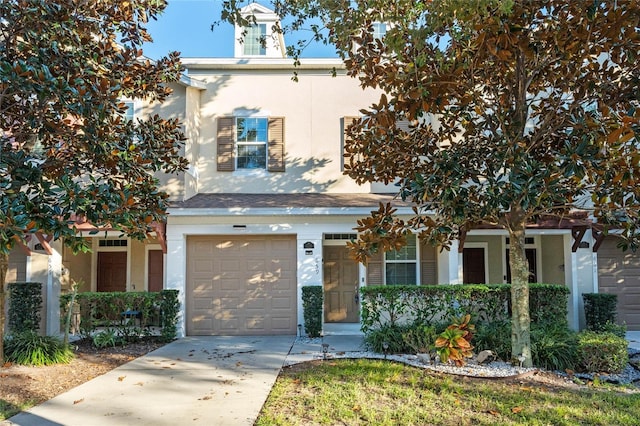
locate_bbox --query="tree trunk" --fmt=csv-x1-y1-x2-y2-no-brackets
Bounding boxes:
0,252,8,364
507,210,532,367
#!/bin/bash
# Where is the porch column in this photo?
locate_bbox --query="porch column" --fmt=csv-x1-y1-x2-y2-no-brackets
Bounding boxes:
45,243,62,335
437,240,460,284
165,229,186,338
296,233,323,335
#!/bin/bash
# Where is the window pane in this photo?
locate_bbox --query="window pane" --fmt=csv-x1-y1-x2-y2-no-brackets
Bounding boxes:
386,263,416,285
243,24,266,55
121,101,134,121
237,144,266,169
372,22,387,40
237,117,267,142
385,234,417,261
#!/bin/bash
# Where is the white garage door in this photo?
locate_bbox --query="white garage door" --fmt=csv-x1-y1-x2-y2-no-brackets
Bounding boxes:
598,236,640,330
186,235,297,335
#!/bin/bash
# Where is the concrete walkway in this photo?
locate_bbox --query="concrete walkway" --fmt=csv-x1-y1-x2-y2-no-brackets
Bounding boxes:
5,335,365,426
6,336,297,426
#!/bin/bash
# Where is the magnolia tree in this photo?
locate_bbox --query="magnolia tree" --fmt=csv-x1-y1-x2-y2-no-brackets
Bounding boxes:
224,0,640,366
0,0,187,362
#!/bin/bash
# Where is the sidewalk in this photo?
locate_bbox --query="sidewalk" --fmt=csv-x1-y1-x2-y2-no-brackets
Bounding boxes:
627,331,640,350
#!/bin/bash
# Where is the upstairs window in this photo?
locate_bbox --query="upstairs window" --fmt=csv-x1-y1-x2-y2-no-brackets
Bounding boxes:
236,117,268,169
217,116,285,172
372,22,387,40
243,24,267,56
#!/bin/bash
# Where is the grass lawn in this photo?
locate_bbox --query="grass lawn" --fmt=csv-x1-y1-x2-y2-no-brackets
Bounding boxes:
257,359,640,425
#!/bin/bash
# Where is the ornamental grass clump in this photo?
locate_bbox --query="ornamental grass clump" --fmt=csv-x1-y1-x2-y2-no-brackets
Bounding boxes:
4,331,74,366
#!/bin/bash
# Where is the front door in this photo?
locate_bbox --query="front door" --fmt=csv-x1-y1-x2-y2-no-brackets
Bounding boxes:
148,250,164,292
463,247,486,284
97,252,127,292
323,246,359,323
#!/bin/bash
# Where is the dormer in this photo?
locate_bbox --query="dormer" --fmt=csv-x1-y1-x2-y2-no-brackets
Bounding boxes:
234,3,286,58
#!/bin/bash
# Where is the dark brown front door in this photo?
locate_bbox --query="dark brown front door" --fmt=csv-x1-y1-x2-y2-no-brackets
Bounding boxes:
323,246,359,323
148,250,164,292
97,252,127,292
463,247,486,284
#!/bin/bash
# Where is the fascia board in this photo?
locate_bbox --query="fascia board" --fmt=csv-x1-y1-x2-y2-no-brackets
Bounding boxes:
168,206,417,217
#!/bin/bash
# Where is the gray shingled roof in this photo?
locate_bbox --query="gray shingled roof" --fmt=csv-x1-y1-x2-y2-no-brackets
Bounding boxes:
170,193,411,209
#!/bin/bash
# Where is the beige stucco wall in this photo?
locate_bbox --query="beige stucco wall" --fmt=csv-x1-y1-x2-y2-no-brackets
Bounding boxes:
540,235,566,285
145,82,191,201
62,245,92,292
129,239,147,292
7,249,27,283
188,66,383,194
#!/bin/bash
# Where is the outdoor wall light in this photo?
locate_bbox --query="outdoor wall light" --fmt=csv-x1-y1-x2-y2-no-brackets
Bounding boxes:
322,343,330,360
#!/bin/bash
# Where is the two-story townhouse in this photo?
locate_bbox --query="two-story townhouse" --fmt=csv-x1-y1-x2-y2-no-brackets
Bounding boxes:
7,4,638,337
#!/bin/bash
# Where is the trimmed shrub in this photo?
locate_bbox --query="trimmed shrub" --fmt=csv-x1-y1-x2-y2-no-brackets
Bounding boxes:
402,324,437,354
599,321,627,339
8,282,42,334
474,319,512,361
159,290,180,342
364,324,413,353
530,324,578,371
301,286,323,338
60,290,180,342
582,293,618,332
360,283,570,333
4,332,74,366
577,331,628,374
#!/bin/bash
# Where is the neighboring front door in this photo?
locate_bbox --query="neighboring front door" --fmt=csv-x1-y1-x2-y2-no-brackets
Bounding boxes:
323,246,359,323
463,247,486,284
148,249,164,292
97,252,127,292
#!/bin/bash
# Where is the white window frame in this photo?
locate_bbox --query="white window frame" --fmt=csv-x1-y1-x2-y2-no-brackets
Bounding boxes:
235,116,268,170
384,233,419,285
243,23,267,56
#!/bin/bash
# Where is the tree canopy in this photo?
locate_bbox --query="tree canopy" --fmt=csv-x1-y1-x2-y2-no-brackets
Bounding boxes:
223,0,640,366
0,0,187,362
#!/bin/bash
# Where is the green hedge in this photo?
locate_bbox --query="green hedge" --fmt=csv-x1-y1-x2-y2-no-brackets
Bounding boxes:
360,284,569,333
60,290,180,342
8,282,42,334
302,286,323,338
582,293,618,332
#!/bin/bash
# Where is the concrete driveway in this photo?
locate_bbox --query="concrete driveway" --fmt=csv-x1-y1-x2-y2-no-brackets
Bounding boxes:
6,336,295,426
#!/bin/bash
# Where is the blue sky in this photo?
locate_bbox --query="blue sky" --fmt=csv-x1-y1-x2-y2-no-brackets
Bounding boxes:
143,0,336,59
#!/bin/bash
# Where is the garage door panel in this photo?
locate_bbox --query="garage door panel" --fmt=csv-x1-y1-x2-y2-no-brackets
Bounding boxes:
187,235,296,335
598,236,640,330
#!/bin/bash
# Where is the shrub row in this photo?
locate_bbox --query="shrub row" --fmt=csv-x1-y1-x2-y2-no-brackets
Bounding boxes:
361,284,628,373
60,290,180,343
360,284,569,334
